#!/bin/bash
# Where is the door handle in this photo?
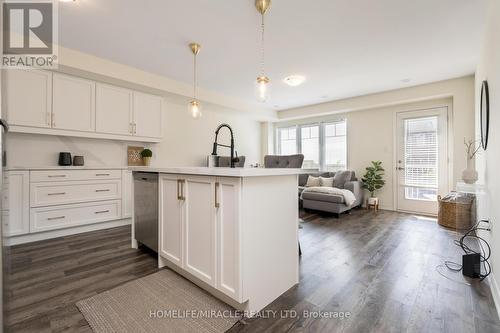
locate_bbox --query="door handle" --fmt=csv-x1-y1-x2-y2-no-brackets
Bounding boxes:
215,182,220,208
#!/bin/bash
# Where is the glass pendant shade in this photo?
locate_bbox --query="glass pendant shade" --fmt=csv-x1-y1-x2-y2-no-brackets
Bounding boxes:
255,76,270,103
188,100,202,119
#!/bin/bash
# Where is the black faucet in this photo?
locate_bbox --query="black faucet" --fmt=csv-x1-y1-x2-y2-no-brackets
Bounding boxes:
211,124,239,168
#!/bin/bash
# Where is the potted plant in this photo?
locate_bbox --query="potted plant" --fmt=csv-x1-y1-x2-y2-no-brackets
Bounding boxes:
361,161,385,206
141,148,153,166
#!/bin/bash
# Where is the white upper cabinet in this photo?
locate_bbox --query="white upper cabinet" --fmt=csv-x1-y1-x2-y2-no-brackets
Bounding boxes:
96,83,133,136
5,69,52,128
52,73,96,132
5,70,163,142
133,92,163,139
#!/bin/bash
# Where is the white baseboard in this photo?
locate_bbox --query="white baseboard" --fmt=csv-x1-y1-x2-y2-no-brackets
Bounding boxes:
488,273,500,320
5,218,132,246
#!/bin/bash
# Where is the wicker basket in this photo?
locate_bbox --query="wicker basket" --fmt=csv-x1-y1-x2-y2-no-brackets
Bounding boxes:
437,192,475,230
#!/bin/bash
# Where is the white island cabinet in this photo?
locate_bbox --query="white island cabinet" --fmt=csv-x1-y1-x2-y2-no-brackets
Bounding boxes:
131,167,302,315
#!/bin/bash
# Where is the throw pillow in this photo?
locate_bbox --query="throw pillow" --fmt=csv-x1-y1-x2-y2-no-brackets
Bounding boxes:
333,170,353,188
305,176,320,187
319,177,334,187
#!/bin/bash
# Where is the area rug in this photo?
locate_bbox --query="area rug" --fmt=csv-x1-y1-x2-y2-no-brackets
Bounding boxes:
76,269,240,333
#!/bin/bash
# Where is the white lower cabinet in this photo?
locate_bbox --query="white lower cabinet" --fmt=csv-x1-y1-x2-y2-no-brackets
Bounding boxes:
184,176,216,287
121,170,133,218
4,168,131,244
159,174,242,301
3,171,30,236
159,175,184,267
30,200,121,233
216,177,241,300
30,179,121,207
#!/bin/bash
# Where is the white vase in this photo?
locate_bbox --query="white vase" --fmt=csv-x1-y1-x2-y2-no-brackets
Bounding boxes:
462,158,478,184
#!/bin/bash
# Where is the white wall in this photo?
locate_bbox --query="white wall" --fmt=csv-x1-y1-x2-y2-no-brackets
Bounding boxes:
5,48,263,169
475,0,500,308
275,76,475,210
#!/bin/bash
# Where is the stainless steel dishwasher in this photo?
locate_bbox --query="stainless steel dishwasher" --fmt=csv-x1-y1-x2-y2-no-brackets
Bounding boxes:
133,172,158,252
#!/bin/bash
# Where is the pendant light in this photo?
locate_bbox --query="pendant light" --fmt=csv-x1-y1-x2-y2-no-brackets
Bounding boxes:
188,42,202,119
255,0,271,103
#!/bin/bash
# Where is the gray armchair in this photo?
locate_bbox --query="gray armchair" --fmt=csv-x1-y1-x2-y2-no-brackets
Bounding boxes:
217,156,245,168
264,154,304,168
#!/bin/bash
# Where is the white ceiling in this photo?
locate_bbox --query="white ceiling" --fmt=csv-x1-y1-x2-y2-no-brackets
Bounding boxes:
58,0,486,111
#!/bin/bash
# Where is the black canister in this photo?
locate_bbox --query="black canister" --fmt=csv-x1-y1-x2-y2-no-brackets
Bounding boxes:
73,156,84,166
58,152,72,166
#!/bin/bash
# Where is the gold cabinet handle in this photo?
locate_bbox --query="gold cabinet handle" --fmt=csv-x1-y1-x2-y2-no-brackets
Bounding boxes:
180,179,185,200
47,216,65,221
177,179,186,201
95,189,110,192
215,182,220,208
95,210,110,214
48,192,66,196
48,175,66,178
95,173,110,176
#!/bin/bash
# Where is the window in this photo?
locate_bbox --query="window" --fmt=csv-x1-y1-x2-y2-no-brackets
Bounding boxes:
404,116,438,201
301,125,320,169
277,126,297,155
276,120,347,170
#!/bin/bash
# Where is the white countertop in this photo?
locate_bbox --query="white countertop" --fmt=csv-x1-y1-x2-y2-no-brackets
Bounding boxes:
6,166,128,171
129,166,310,177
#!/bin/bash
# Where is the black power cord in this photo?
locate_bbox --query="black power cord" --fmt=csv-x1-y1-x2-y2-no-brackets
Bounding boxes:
444,219,491,281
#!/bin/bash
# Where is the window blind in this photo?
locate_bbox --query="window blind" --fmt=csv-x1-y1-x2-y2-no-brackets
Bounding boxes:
404,117,438,189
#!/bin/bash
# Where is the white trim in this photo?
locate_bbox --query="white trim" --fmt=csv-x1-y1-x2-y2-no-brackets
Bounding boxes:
5,218,131,246
488,273,500,321
275,120,347,171
9,125,161,143
392,104,452,214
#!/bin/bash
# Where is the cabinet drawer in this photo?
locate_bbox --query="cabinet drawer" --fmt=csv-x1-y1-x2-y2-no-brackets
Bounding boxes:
30,200,121,233
30,169,122,182
30,180,121,207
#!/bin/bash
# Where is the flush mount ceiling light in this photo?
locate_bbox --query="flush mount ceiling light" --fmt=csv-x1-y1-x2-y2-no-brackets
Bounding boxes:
283,75,306,87
188,43,202,119
255,0,271,103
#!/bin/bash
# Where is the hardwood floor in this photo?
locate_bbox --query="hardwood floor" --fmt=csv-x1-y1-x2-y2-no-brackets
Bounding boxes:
4,226,159,332
5,209,500,332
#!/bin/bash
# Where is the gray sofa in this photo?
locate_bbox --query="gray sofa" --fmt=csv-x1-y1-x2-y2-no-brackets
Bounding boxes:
299,171,363,216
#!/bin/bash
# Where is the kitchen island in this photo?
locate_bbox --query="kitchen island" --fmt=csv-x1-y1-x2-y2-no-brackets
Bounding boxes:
130,167,302,315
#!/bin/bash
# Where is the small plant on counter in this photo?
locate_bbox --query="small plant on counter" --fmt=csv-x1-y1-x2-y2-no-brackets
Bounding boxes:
362,161,385,203
141,149,153,166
